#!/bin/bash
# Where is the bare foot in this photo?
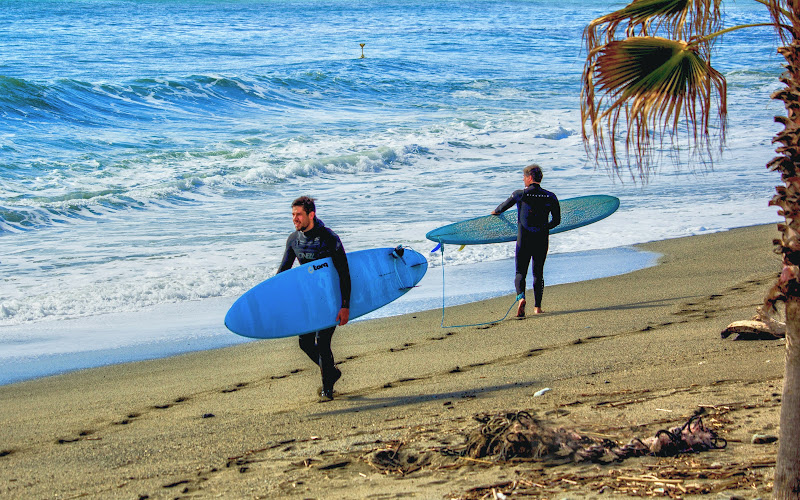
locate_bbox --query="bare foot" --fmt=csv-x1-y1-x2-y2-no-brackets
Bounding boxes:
516,298,526,318
533,307,544,314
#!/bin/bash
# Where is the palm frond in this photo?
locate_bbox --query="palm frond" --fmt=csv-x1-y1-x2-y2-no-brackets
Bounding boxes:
582,36,727,176
586,0,722,54
766,0,800,41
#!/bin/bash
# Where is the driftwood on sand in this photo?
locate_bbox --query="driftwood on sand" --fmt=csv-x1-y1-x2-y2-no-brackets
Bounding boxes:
721,308,785,340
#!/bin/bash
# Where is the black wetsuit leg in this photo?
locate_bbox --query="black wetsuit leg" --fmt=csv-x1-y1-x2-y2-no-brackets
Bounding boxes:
298,326,338,388
298,331,318,365
515,232,549,308
514,241,532,298
531,240,548,308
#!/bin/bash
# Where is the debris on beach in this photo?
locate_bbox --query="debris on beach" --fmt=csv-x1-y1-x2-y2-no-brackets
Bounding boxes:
720,319,785,340
367,444,423,475
454,457,776,499
458,410,726,464
365,410,728,477
722,307,786,340
533,388,551,397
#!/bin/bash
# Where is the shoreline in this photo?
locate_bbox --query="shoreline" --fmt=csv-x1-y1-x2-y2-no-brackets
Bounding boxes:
0,223,786,499
0,244,658,386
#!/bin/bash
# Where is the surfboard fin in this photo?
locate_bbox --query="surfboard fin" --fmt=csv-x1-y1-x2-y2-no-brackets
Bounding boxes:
430,242,442,253
458,244,466,251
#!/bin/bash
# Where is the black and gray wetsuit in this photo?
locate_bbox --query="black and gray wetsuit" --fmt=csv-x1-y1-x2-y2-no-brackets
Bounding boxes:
495,184,560,307
278,217,350,391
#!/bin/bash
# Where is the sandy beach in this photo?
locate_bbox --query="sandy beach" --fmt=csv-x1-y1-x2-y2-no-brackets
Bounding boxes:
0,224,787,499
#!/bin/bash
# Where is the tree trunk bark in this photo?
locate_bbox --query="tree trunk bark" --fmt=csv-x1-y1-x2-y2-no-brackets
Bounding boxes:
769,26,800,496
775,300,800,498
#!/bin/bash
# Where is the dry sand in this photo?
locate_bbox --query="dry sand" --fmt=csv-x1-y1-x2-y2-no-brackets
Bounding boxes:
0,224,787,499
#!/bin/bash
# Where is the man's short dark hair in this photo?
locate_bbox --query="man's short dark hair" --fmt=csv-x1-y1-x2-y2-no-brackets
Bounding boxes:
292,195,316,214
523,164,543,183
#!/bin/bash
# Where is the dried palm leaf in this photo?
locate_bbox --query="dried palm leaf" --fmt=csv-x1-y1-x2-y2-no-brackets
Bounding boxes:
582,36,726,177
586,0,722,53
765,0,799,42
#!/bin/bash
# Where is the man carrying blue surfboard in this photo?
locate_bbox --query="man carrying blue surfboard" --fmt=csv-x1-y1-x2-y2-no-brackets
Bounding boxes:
278,196,351,402
492,164,560,317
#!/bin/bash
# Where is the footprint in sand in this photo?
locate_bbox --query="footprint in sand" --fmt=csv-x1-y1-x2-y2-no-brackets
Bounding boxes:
221,382,249,393
113,412,140,425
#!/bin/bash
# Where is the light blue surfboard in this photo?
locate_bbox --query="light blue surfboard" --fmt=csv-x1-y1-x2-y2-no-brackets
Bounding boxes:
225,247,428,339
425,195,620,246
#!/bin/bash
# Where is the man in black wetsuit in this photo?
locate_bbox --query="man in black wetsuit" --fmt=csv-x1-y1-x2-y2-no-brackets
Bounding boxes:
278,196,351,402
492,164,560,317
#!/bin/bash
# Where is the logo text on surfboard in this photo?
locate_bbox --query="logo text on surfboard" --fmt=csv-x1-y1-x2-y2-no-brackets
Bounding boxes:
308,262,329,273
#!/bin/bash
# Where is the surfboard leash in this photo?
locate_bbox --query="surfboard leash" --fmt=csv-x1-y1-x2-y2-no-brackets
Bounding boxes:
433,240,521,329
390,245,424,290
390,245,407,289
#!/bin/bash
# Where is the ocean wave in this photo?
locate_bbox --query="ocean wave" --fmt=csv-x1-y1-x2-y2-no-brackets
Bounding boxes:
0,264,267,326
535,126,574,140
0,69,417,127
0,201,130,233
0,101,591,236
0,74,317,128
0,142,421,234
1,68,545,134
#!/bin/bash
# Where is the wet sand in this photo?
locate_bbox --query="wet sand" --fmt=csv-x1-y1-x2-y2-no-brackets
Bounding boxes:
0,224,786,499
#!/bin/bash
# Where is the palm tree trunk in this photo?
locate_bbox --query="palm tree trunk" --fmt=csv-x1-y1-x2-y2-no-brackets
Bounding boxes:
775,301,800,498
770,37,800,498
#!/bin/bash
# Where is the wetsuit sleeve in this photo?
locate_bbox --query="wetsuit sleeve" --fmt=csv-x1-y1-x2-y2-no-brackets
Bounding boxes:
494,190,522,214
330,237,351,309
277,235,296,274
548,195,561,230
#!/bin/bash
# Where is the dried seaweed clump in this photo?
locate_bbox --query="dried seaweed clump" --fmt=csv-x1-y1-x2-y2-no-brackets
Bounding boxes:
461,411,726,463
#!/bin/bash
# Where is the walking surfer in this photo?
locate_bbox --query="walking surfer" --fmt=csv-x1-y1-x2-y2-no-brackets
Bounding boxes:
278,196,351,401
492,164,560,317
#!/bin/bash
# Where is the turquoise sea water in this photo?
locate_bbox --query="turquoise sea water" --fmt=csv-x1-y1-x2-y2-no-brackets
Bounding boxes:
0,0,783,383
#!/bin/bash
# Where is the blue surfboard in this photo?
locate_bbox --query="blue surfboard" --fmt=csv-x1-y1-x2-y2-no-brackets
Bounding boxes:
225,247,428,339
425,194,620,246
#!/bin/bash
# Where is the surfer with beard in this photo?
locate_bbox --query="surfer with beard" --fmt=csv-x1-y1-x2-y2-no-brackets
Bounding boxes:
278,196,351,402
492,164,560,317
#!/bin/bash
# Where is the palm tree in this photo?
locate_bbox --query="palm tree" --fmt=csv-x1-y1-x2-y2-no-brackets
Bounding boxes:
582,0,800,497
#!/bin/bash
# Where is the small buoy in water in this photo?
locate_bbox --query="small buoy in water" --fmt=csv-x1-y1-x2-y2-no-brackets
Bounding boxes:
360,43,366,58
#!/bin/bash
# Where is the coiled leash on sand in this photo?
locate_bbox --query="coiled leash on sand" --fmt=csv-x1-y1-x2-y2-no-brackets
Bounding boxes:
432,240,521,329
